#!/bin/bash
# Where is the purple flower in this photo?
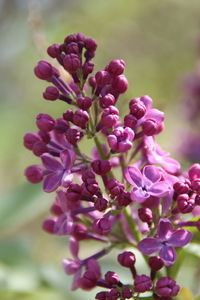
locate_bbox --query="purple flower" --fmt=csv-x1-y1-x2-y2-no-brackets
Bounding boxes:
41,149,76,192
108,126,134,153
138,219,192,265
125,165,170,203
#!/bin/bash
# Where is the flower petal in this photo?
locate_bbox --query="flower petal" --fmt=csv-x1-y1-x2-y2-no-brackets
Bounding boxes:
159,245,176,265
62,172,73,188
43,172,61,192
41,153,62,171
124,166,142,187
54,213,73,235
131,187,149,203
138,238,162,255
167,229,192,247
60,149,76,170
148,182,170,197
143,165,161,183
158,219,173,241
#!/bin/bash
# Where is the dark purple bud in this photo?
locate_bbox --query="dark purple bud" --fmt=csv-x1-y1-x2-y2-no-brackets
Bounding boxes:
63,54,81,73
173,181,190,195
82,169,96,182
65,42,79,54
50,202,63,216
23,132,41,150
34,60,54,80
25,165,43,183
116,191,131,207
38,131,50,144
67,184,82,201
106,178,124,196
101,105,119,128
79,270,98,290
82,61,94,76
191,179,200,193
72,223,88,241
156,277,180,297
36,113,55,132
89,76,97,88
129,99,146,119
188,163,200,180
107,59,125,76
177,194,195,213
84,38,97,52
124,114,137,129
105,271,120,285
195,194,200,205
43,86,59,101
64,33,85,44
94,197,108,211
95,71,111,87
42,217,56,234
99,93,116,109
95,291,107,300
142,119,158,136
63,109,74,122
92,159,111,175
121,287,132,299
54,118,69,133
138,207,153,224
112,75,128,94
93,217,111,235
106,288,120,300
118,251,136,267
66,128,81,145
32,141,48,156
134,275,152,293
77,96,92,110
73,109,89,128
47,43,61,58
149,256,164,271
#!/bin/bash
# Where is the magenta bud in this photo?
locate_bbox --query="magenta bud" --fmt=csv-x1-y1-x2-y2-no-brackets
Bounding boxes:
121,287,132,299
66,128,81,145
23,132,41,150
79,270,98,290
95,291,107,300
134,275,152,293
173,181,190,195
92,159,111,175
191,179,200,193
65,42,79,54
43,86,59,101
73,109,89,128
116,191,131,207
107,59,125,76
77,96,92,110
95,71,111,87
99,93,116,109
63,54,81,73
124,114,137,129
50,202,63,216
101,105,119,128
67,184,82,201
149,256,164,271
177,194,195,213
63,109,74,122
36,113,55,132
72,223,88,241
106,289,120,300
130,99,146,119
54,118,69,133
82,61,94,76
117,251,136,267
106,178,124,196
88,76,97,88
188,163,200,180
92,217,111,235
105,271,120,285
112,74,128,93
25,165,43,183
156,277,180,297
38,131,50,144
84,38,97,52
142,119,158,136
47,43,61,58
34,60,53,80
138,207,153,224
94,197,108,211
42,217,56,234
32,141,48,156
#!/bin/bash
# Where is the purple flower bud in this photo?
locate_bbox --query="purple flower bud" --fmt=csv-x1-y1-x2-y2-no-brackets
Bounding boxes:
105,271,120,285
72,223,88,240
95,291,107,300
32,141,48,156
50,202,63,216
156,277,180,297
63,109,74,122
54,118,69,133
47,44,61,58
129,99,146,119
42,217,56,234
99,94,116,109
38,131,50,144
84,50,95,61
108,127,134,153
36,113,55,132
121,287,132,299
173,181,190,195
93,217,111,235
177,194,195,213
84,38,97,52
138,207,153,224
107,59,125,76
34,60,54,80
77,97,92,110
92,160,111,175
188,163,200,180
64,33,85,44
94,197,108,211
73,109,89,129
112,75,128,94
23,132,41,150
106,288,120,300
117,251,136,267
79,270,98,290
67,184,82,201
66,128,81,145
43,86,59,101
65,42,79,54
142,119,158,136
89,76,97,88
148,256,164,271
106,178,124,196
82,61,94,76
82,169,96,181
95,71,111,87
25,165,43,183
116,191,131,206
63,54,81,73
124,114,137,129
191,179,200,193
134,275,152,293
101,106,119,128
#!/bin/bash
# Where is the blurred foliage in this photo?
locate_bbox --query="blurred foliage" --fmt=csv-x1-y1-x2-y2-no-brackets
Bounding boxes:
1,0,200,299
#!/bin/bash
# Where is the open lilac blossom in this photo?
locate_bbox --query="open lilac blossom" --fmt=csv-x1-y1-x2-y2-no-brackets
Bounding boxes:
41,149,76,192
125,165,170,203
138,219,192,265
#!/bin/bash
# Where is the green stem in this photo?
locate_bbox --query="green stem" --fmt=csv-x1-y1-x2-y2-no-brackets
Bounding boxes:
123,207,140,243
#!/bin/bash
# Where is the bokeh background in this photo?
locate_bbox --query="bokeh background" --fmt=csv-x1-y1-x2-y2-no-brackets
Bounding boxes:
1,0,200,299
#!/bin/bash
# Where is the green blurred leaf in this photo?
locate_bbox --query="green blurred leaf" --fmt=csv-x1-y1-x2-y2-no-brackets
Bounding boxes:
176,287,194,300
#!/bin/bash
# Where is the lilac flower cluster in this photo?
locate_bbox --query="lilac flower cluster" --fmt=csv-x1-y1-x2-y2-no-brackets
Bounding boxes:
24,33,200,299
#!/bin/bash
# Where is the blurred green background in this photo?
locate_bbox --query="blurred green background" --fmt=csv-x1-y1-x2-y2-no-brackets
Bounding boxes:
1,0,200,299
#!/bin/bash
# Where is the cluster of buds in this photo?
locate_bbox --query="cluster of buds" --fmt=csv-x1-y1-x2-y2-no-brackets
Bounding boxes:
24,33,200,299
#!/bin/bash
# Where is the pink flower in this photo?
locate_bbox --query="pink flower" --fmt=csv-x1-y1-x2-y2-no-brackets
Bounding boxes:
108,127,134,153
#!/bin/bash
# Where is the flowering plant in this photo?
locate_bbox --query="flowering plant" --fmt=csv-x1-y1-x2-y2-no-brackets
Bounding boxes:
24,33,200,300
